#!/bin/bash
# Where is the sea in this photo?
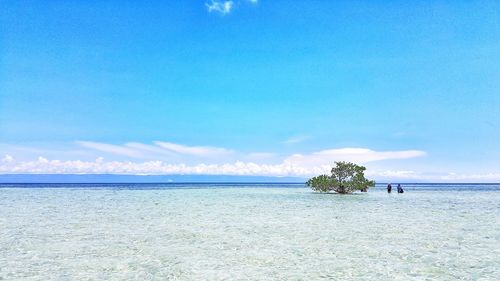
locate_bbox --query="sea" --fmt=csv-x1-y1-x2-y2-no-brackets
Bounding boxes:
0,183,499,280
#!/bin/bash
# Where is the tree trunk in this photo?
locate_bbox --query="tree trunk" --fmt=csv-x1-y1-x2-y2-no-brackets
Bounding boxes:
337,185,346,194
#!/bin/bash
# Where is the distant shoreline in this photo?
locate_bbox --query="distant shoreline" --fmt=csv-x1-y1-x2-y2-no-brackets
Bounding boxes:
1,173,500,185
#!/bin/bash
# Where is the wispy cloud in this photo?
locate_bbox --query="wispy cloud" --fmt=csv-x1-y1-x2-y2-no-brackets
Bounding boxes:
76,141,144,158
76,141,423,165
205,0,258,15
284,148,426,167
124,142,176,156
154,141,234,157
206,0,233,15
0,143,429,178
73,141,234,161
283,135,311,144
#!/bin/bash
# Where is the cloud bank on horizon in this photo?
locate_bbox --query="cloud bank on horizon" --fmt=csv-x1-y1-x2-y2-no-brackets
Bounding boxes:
3,140,498,182
1,142,499,181
0,140,429,178
2,140,500,182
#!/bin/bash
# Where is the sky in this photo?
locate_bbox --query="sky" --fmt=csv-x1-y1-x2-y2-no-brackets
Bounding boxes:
1,0,500,182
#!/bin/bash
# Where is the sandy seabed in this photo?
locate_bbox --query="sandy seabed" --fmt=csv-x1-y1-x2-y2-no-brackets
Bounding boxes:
1,183,499,280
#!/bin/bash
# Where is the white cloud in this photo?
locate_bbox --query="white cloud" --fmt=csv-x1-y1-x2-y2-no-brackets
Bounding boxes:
154,141,234,157
2,157,500,182
76,141,144,158
37,156,49,163
0,158,315,177
283,135,310,144
124,142,176,156
206,0,233,14
366,170,500,182
438,172,500,181
76,141,233,159
1,141,432,178
367,169,418,179
285,148,426,167
1,154,13,163
0,146,426,178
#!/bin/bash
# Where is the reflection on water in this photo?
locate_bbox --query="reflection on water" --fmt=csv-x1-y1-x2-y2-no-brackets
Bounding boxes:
1,184,499,280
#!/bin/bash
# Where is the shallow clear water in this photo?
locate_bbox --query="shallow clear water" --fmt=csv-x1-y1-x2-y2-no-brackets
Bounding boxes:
0,183,499,280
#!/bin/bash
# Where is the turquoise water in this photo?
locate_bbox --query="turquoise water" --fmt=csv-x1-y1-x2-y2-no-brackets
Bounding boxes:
1,183,499,280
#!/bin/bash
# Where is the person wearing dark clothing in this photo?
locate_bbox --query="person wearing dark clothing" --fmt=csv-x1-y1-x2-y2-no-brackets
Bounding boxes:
387,183,392,193
397,184,404,193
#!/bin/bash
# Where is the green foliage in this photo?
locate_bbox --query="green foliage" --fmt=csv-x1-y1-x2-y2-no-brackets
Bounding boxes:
305,174,332,192
306,161,375,194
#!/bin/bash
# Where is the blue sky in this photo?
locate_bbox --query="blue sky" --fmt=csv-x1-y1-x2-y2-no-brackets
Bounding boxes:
1,1,500,181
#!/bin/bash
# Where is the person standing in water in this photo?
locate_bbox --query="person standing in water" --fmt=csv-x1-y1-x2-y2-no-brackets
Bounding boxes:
397,184,404,193
387,183,392,193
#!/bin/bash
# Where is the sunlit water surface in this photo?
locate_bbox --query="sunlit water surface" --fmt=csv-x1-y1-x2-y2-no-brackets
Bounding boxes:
1,183,499,280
